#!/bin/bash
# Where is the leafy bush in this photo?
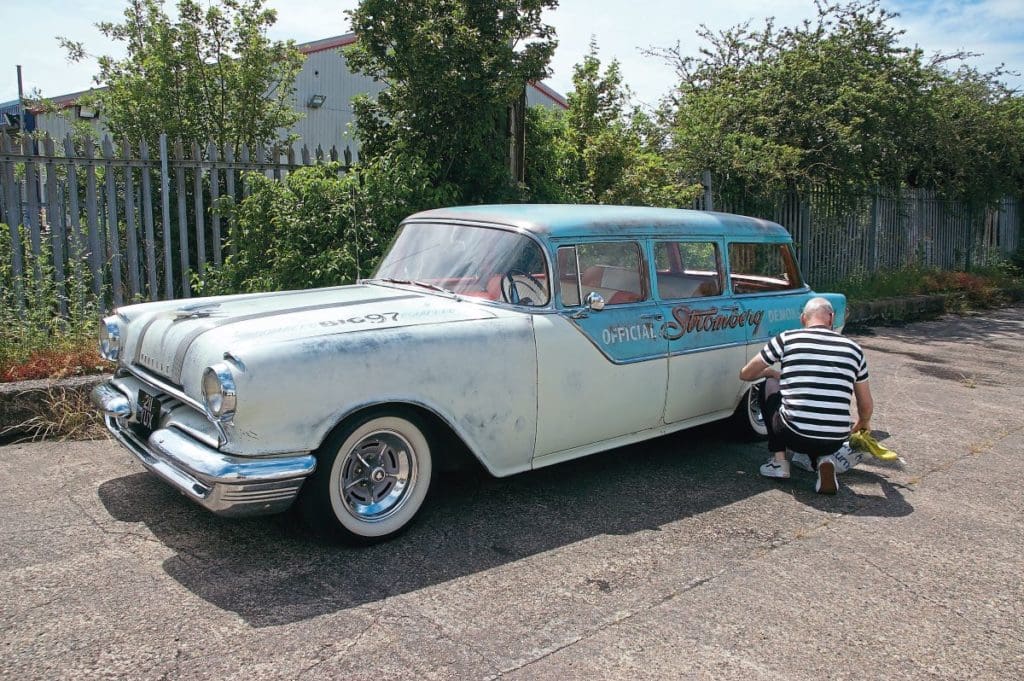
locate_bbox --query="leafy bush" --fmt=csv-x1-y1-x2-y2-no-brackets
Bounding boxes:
836,262,1022,308
0,223,101,382
197,155,456,294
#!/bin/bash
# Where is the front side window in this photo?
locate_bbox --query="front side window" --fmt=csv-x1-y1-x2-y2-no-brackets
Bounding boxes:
559,241,646,306
727,242,802,294
654,241,723,299
374,222,550,306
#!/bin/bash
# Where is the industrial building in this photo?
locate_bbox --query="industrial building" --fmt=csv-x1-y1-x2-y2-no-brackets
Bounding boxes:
1,32,567,153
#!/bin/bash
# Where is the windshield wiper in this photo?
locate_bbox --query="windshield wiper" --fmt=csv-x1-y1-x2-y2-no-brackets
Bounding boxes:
365,278,458,297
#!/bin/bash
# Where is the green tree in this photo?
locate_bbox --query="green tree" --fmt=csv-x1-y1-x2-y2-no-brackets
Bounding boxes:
525,43,700,206
657,0,1024,202
344,0,558,203
60,0,304,150
909,64,1024,200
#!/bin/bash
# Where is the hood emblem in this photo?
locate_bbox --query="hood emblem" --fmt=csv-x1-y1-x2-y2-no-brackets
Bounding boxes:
174,301,222,321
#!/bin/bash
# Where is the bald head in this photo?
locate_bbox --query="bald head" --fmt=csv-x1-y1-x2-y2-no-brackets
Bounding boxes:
802,297,835,327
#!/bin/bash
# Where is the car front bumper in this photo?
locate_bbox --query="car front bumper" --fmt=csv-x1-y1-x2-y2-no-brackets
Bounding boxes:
91,381,316,517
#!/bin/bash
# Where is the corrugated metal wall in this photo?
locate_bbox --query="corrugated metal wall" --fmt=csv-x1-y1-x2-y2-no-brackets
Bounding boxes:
284,49,386,156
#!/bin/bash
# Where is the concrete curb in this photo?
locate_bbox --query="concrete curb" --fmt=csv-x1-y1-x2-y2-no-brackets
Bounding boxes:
846,294,949,325
0,374,110,441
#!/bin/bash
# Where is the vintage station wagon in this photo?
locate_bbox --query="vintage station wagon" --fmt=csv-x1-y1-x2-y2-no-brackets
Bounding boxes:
92,205,846,542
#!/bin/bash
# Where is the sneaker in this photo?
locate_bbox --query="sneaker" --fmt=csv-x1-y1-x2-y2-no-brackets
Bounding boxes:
832,443,864,474
760,459,791,479
790,451,814,472
815,456,838,494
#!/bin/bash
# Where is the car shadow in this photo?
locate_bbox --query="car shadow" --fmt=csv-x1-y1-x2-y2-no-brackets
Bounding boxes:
97,422,912,627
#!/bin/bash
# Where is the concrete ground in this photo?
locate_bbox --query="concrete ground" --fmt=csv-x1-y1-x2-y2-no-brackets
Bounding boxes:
1,307,1022,680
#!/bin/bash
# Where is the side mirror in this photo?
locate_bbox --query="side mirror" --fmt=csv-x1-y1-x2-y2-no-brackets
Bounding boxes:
585,291,606,312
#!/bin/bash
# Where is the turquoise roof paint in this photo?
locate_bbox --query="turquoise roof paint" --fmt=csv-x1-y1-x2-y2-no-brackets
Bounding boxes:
406,204,790,240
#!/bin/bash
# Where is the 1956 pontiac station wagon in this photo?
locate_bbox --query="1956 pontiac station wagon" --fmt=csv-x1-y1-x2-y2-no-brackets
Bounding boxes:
92,204,846,542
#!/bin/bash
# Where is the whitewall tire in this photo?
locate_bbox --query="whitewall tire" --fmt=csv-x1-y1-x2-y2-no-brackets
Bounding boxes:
301,410,433,543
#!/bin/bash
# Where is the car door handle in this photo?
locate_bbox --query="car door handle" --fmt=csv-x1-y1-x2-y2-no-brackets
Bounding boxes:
640,313,663,321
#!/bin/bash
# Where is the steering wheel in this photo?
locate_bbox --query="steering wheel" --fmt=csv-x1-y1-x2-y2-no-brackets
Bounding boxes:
500,270,547,306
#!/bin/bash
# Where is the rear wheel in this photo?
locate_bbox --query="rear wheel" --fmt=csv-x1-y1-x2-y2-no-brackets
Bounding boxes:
300,410,433,544
732,383,768,440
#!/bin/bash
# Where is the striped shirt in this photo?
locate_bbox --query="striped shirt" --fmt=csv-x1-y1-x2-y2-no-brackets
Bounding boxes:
759,326,869,440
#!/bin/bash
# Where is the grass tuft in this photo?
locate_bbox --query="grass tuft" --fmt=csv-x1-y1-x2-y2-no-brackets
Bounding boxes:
1,383,107,442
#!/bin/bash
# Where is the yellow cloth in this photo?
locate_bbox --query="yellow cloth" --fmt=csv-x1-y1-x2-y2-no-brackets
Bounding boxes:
850,429,899,460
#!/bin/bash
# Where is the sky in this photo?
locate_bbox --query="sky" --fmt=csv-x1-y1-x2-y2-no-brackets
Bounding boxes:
1,0,1022,108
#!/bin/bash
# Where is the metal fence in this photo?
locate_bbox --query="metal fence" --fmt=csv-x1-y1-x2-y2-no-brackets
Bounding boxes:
1,132,350,313
2,131,1022,310
717,187,1021,288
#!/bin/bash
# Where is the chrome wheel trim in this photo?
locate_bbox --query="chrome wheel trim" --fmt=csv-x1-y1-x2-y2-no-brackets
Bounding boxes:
338,429,418,522
748,385,767,435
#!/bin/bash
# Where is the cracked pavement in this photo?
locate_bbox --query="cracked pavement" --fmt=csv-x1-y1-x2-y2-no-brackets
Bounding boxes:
1,307,1022,680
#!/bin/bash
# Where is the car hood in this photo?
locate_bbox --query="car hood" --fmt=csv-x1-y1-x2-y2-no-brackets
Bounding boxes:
119,284,503,385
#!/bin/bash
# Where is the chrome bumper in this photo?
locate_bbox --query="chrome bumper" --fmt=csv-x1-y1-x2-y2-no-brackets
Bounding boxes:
91,381,316,517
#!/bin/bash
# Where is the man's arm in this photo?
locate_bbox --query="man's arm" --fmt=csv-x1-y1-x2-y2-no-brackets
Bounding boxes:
852,380,874,432
739,355,781,382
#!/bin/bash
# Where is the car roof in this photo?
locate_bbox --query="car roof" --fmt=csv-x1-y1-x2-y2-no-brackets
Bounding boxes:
405,204,790,240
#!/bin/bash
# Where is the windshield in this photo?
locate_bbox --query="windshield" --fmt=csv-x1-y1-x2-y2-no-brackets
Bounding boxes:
372,222,551,306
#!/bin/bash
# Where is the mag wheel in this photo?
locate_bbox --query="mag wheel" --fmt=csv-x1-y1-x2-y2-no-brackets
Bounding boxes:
302,410,432,544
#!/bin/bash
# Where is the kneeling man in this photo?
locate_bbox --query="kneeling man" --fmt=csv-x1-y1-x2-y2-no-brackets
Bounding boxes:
739,297,874,494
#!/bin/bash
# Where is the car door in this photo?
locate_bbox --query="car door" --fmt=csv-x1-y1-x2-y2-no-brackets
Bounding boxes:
532,240,668,459
655,238,751,423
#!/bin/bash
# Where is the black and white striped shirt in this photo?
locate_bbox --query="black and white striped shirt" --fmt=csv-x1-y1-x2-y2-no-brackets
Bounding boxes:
759,326,869,440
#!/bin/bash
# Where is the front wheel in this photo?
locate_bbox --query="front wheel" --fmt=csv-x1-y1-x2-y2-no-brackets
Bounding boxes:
300,410,433,544
731,383,768,440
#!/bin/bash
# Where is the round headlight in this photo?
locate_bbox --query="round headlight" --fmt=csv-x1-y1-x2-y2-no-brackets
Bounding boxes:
202,363,237,419
99,318,121,361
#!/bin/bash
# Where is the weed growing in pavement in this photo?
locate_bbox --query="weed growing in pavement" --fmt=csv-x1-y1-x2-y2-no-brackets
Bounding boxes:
0,383,106,442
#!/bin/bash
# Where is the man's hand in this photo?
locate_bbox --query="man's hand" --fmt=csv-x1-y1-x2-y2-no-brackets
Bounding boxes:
740,354,781,381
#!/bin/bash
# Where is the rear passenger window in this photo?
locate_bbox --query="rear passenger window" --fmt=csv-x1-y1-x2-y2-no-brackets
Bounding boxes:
561,242,646,306
654,241,723,299
728,242,802,293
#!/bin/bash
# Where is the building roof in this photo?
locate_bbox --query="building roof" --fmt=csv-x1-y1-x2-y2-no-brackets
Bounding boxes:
405,204,789,240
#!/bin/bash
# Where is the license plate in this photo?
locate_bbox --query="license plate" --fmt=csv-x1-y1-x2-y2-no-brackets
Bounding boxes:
137,390,162,431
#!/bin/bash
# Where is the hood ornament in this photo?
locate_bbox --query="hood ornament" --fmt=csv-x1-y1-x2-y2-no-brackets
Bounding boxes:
173,301,222,321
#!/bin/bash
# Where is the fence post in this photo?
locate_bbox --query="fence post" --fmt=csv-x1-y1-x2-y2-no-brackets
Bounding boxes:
192,141,206,277
240,144,251,199
43,135,67,316
159,134,174,299
207,141,222,267
174,139,190,297
868,185,879,274
799,192,812,283
82,136,102,299
1,133,26,313
62,135,85,312
139,139,158,299
22,135,43,287
121,139,141,300
102,136,123,308
224,145,237,257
